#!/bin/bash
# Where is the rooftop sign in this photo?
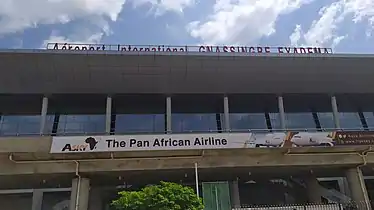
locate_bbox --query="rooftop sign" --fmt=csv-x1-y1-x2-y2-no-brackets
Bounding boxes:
47,43,333,54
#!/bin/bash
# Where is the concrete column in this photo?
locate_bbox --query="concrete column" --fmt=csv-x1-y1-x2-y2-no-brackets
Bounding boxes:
223,96,230,131
345,168,371,209
40,96,48,135
277,96,286,130
331,95,340,129
305,177,322,203
166,96,172,133
229,181,240,208
32,189,44,210
88,188,103,210
105,96,112,134
69,178,90,210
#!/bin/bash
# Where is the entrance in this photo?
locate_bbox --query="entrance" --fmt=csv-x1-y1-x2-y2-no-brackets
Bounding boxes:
202,181,231,210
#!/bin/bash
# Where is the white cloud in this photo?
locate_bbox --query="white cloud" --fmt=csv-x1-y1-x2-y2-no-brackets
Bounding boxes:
131,0,196,15
0,0,195,45
186,0,314,45
41,30,104,49
289,24,302,46
289,0,374,48
0,0,126,35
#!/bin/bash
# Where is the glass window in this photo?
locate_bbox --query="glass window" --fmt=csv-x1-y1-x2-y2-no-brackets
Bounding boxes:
269,113,282,130
57,115,105,135
0,115,54,136
317,112,335,130
172,113,217,133
115,114,164,133
285,112,316,130
229,113,267,131
339,112,363,130
363,112,374,129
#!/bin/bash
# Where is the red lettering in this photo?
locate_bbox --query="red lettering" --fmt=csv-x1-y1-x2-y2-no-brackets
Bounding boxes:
199,46,205,52
264,47,270,53
223,46,229,52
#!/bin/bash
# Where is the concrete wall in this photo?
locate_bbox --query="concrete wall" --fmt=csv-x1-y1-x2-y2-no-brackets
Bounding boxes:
0,135,373,176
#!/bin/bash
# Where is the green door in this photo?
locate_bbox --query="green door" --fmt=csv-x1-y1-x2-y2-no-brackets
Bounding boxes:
202,182,231,210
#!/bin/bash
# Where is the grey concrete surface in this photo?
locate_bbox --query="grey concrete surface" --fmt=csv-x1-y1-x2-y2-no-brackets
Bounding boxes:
1,51,374,94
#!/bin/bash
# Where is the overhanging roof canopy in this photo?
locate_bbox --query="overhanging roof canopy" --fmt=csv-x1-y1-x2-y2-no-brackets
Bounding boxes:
0,49,373,94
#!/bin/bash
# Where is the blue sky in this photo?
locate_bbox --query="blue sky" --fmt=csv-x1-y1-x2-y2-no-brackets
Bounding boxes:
0,0,373,53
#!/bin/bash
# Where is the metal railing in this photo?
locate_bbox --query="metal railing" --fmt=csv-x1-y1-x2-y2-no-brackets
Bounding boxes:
234,201,372,210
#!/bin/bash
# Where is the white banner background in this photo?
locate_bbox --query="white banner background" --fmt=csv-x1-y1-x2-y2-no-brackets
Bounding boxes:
50,133,252,153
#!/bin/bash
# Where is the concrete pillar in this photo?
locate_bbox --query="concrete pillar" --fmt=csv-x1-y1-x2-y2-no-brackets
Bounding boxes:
345,168,371,209
277,96,286,130
32,189,44,210
331,95,340,129
105,96,112,134
223,96,230,131
166,96,172,133
88,188,103,210
40,96,48,135
305,177,322,203
229,181,240,208
69,178,90,210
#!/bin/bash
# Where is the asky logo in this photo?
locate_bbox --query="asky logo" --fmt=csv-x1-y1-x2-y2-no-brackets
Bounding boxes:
61,137,98,152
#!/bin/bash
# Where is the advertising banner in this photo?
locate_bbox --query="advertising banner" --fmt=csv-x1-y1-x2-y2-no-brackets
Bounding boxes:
248,131,374,148
50,131,374,153
50,133,252,153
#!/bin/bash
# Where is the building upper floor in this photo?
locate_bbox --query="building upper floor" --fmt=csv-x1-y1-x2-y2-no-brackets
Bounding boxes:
1,50,374,94
1,93,374,136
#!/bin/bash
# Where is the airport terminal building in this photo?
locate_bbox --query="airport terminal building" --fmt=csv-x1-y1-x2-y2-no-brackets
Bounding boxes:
1,44,374,210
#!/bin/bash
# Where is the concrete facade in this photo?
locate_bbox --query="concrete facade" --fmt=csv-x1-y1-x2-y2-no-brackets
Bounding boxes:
1,50,374,209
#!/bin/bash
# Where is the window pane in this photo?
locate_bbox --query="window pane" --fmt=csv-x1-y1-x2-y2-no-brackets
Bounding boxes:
57,114,105,135
269,113,282,130
230,113,267,131
339,112,363,129
172,113,217,133
0,115,53,136
317,112,335,129
285,112,316,130
115,114,164,133
363,112,374,129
